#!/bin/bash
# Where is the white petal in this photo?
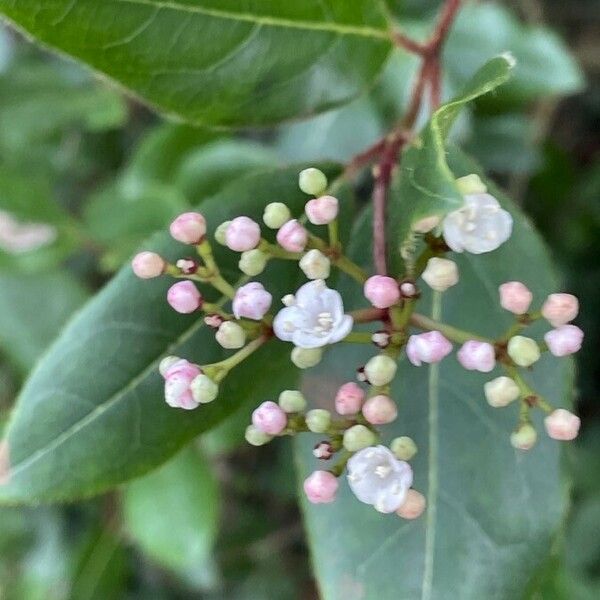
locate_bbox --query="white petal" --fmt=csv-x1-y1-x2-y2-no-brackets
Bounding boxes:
327,314,354,344
273,306,307,342
295,279,325,307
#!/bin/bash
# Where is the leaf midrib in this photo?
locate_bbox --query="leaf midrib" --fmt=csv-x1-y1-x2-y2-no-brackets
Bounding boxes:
116,0,391,39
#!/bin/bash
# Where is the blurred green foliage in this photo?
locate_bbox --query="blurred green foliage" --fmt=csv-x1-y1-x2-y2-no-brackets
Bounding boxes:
0,1,597,598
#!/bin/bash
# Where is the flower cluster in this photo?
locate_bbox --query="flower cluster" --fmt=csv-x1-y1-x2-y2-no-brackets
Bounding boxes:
132,168,582,518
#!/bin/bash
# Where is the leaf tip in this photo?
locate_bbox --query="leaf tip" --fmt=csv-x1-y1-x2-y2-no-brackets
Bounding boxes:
499,51,517,69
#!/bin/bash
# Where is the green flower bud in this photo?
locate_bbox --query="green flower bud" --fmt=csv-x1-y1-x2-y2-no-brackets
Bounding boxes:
215,321,246,349
510,423,537,450
507,336,541,367
343,424,377,452
263,202,291,229
299,168,328,196
238,249,268,276
364,355,397,386
278,390,307,413
390,436,417,460
214,221,231,246
456,174,487,195
190,374,219,404
291,347,323,369
299,249,330,280
245,424,273,446
306,409,331,433
484,376,520,407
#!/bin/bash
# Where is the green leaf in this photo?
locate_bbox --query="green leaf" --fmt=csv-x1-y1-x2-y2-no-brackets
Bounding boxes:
297,152,571,599
0,165,340,504
0,271,89,373
0,168,80,273
0,1,393,127
446,2,584,104
123,446,219,588
388,54,514,272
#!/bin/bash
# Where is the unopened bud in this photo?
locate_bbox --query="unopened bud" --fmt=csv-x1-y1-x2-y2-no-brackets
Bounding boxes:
390,436,417,461
215,321,246,349
291,347,322,369
278,390,307,413
421,257,459,292
305,195,339,225
544,408,580,441
343,424,377,452
239,249,268,276
396,489,426,519
214,221,231,246
541,293,579,327
132,251,165,279
263,202,291,229
510,423,537,450
299,249,330,280
507,336,540,367
169,212,207,244
399,281,419,298
364,355,397,387
252,400,287,435
412,214,441,234
484,376,520,408
306,409,331,433
245,424,273,446
167,281,203,314
225,216,261,252
456,174,487,195
299,168,328,196
190,374,219,404
362,394,398,425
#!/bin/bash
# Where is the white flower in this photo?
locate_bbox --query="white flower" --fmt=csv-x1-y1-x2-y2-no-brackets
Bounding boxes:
0,210,57,254
347,445,413,513
273,280,353,349
442,193,512,254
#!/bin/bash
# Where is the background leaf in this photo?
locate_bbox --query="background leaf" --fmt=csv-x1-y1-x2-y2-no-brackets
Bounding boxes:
0,165,343,504
0,1,393,127
296,152,571,599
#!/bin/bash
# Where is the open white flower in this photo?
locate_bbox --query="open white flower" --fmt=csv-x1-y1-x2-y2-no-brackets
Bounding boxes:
443,193,512,254
273,279,353,349
347,445,413,513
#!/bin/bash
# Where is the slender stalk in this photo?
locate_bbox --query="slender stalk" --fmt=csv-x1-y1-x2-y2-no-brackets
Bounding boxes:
349,307,387,324
334,255,368,284
209,335,269,382
343,331,374,344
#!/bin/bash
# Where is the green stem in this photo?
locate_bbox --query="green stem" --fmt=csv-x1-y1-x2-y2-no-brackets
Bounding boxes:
207,335,269,382
343,331,374,344
334,254,368,284
260,240,303,261
329,450,353,477
350,307,387,323
504,365,553,414
211,275,236,300
409,313,493,344
328,219,340,251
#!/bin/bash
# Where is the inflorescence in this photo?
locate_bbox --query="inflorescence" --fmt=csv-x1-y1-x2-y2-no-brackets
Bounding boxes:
132,168,583,519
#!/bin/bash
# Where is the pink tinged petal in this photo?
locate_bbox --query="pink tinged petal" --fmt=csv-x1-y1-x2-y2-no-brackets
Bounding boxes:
544,325,584,357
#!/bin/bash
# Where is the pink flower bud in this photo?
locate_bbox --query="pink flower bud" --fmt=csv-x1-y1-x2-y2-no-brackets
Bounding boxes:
225,216,261,251
544,408,581,441
232,282,272,320
544,325,584,357
362,394,398,425
305,195,339,225
499,281,533,315
364,275,400,309
167,281,202,314
396,489,426,519
163,359,202,410
303,470,338,504
131,251,165,279
252,400,288,435
169,212,206,245
406,331,452,366
276,219,307,252
335,382,365,415
457,340,496,373
541,293,579,327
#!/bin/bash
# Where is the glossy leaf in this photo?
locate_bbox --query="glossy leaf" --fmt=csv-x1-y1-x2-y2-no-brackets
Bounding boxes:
0,271,89,373
388,54,514,272
297,152,571,599
123,446,219,588
0,165,342,504
0,1,392,127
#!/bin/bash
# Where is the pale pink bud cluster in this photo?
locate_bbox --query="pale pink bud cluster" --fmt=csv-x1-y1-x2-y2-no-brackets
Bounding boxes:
132,251,165,279
457,341,496,373
303,470,338,504
305,195,339,225
167,281,202,314
252,400,288,435
544,408,580,441
233,282,272,320
225,216,261,251
498,281,533,315
542,293,579,327
161,358,202,410
362,395,397,425
169,212,206,244
277,219,307,252
335,382,365,415
363,275,400,309
544,325,583,357
406,331,452,366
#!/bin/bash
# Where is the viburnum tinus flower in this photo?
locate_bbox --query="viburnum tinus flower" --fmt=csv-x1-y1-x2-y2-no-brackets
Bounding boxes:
443,192,513,254
273,280,353,349
347,446,413,513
